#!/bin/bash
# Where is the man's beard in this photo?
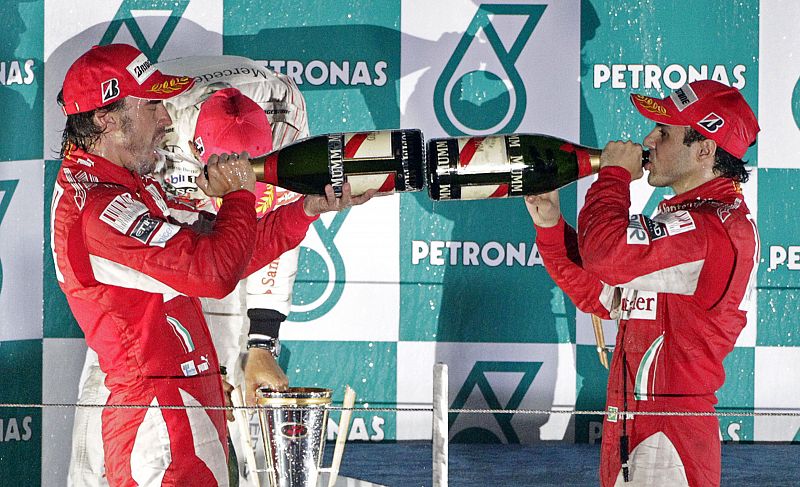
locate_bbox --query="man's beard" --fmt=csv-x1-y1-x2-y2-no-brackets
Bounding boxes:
120,113,161,175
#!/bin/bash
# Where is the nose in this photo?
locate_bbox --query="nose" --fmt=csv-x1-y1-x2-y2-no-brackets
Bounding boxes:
643,127,659,149
156,102,172,127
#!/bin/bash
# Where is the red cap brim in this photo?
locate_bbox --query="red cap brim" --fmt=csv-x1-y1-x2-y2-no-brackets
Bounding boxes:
630,93,684,126
137,72,195,101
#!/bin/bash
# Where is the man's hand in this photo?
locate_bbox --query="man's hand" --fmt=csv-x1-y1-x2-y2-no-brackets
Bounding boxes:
525,190,561,228
244,348,289,407
303,182,377,217
196,151,256,197
222,378,236,422
600,141,645,180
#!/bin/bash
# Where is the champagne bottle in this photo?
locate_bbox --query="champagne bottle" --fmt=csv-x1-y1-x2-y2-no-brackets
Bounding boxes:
426,133,649,200
249,129,425,196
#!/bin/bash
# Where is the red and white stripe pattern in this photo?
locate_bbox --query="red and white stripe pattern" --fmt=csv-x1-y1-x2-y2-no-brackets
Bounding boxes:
457,136,510,199
343,131,397,194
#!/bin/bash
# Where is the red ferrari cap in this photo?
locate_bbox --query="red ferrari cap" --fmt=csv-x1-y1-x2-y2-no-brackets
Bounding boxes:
60,43,194,115
630,80,759,159
193,88,273,163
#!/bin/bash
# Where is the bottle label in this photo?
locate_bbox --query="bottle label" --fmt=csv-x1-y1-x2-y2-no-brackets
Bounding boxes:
347,173,396,195
333,131,399,195
450,136,523,198
344,132,393,160
456,136,510,173
460,183,510,199
327,135,345,195
399,130,412,192
432,139,455,199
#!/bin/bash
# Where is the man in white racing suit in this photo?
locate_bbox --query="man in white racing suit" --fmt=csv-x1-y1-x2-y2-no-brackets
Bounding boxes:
68,55,309,487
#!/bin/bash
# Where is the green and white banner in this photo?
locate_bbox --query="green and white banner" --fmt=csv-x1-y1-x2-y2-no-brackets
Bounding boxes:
0,0,798,483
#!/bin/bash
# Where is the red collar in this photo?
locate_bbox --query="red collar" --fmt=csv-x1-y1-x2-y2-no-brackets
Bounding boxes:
659,178,742,213
62,146,160,190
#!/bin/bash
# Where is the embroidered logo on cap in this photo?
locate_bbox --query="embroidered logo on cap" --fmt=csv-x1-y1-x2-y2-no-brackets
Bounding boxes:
670,83,699,112
633,94,669,117
126,53,156,85
698,112,725,133
101,78,120,103
194,136,205,156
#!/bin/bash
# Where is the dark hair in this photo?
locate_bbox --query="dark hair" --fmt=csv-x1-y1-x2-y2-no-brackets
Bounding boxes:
683,127,750,183
57,89,126,158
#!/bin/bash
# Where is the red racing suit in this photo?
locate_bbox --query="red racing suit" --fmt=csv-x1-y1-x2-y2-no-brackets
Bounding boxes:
535,167,759,487
51,146,316,486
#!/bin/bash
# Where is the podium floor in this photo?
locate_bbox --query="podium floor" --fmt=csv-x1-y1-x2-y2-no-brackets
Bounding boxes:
329,441,800,487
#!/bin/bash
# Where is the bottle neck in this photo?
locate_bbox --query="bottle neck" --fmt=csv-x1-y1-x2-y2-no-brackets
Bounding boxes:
586,147,649,175
249,153,271,184
589,150,602,175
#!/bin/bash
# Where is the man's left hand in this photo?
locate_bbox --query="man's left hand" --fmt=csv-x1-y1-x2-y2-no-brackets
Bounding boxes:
303,182,377,217
222,378,236,422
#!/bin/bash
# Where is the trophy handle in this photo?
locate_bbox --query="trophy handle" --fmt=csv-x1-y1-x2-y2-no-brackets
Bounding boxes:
322,385,357,487
231,387,262,487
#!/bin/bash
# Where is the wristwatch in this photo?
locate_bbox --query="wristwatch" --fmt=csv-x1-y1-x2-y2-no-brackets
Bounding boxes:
247,335,281,358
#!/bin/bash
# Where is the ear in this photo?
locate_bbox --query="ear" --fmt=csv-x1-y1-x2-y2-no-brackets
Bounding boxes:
695,138,717,168
93,109,119,134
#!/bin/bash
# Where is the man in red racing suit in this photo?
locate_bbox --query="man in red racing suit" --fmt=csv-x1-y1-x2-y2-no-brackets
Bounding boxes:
52,43,370,486
526,80,760,486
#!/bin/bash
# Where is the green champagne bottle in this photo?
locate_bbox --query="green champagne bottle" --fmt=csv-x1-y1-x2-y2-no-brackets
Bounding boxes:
426,133,649,200
250,129,425,196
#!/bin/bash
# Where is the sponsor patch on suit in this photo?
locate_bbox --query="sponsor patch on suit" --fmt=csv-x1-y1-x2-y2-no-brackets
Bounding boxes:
100,193,147,234
627,211,696,245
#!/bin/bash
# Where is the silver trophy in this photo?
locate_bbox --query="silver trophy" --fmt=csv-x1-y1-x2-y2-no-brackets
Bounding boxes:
256,386,356,487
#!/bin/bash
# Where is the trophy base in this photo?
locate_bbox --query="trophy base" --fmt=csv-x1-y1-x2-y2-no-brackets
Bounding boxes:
317,473,388,487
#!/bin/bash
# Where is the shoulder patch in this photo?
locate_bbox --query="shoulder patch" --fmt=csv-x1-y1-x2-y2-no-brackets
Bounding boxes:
100,193,147,234
653,210,696,236
627,214,667,245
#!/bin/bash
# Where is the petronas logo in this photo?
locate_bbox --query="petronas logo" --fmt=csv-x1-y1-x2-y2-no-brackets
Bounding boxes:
449,361,542,443
434,4,546,136
100,0,190,61
793,76,800,131
290,212,350,321
0,180,19,295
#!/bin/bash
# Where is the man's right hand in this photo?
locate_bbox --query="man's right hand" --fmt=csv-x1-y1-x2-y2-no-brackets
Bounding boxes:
600,140,645,180
196,151,256,197
525,191,561,228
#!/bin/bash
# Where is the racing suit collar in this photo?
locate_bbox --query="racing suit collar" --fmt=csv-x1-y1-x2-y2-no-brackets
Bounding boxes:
65,146,143,191
658,177,741,212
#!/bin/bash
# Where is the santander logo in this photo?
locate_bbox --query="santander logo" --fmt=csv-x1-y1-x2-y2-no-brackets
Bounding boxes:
619,290,658,320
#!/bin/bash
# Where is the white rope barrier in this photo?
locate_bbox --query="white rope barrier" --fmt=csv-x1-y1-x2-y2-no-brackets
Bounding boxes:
2,402,800,417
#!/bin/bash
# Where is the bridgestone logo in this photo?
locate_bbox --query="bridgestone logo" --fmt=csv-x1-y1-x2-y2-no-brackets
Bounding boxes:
126,53,156,85
101,79,120,103
134,61,151,78
698,112,725,133
669,83,698,111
